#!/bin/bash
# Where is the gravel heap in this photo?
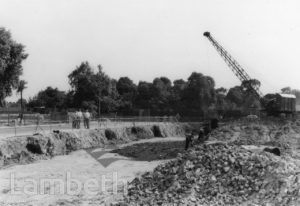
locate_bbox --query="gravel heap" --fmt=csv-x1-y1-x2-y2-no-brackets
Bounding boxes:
124,143,299,206
209,120,300,157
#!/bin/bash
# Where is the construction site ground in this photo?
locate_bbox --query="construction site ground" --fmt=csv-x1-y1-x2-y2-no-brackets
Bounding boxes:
1,119,300,205
0,137,184,206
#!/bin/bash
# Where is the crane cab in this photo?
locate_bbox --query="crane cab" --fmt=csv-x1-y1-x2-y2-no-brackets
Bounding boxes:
265,93,296,115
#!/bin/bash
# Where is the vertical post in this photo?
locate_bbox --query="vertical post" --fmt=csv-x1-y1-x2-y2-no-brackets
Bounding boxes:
14,120,17,137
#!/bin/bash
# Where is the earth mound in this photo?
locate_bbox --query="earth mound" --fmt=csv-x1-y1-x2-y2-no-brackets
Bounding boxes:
124,142,300,206
210,119,300,157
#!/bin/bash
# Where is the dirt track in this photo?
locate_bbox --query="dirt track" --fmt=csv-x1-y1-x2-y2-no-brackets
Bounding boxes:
0,137,184,206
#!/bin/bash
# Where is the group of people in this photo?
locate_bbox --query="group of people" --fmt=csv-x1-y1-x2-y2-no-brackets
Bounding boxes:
70,109,91,129
185,118,219,150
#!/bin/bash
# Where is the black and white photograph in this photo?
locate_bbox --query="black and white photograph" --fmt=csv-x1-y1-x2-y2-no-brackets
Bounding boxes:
0,0,300,205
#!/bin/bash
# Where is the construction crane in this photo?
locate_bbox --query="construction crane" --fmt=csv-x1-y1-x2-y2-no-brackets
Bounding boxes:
203,31,263,98
203,31,296,115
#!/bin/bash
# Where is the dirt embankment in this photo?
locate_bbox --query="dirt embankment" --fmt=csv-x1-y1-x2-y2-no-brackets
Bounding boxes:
209,119,300,157
121,119,300,206
0,123,186,169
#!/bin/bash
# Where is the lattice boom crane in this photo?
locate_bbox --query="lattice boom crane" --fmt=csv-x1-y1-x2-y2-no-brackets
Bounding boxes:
203,31,296,115
203,31,263,98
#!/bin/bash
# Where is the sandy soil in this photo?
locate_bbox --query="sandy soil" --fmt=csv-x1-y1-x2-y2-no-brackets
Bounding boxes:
0,137,184,206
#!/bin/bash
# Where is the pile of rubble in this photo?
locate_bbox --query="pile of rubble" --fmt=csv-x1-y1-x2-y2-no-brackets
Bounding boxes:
123,143,300,206
209,119,300,156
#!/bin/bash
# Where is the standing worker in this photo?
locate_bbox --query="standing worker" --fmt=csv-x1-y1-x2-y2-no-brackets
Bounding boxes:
198,128,205,143
69,112,76,129
185,131,194,150
83,109,91,129
210,118,219,130
76,109,83,129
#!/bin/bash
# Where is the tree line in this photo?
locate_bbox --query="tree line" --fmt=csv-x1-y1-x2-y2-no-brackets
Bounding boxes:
26,61,264,118
1,27,299,118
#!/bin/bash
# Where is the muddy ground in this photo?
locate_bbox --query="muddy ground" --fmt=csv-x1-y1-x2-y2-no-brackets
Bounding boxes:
111,141,185,161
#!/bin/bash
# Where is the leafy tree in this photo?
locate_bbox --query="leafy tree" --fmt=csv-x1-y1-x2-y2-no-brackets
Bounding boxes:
65,91,75,108
27,87,66,110
0,28,28,105
226,79,262,114
150,77,172,114
68,62,98,107
173,79,186,91
226,86,244,107
68,62,121,114
241,79,261,110
181,72,216,116
117,77,137,113
117,77,136,95
81,100,98,115
94,64,111,96
170,79,187,113
135,81,152,109
100,96,120,114
100,79,121,113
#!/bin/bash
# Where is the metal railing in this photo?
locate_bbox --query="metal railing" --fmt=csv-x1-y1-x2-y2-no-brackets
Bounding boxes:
0,116,178,138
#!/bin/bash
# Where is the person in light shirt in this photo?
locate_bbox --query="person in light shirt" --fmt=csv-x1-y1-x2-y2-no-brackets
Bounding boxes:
75,109,83,129
83,109,91,129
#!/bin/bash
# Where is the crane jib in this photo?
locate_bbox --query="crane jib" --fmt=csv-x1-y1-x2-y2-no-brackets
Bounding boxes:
203,32,263,98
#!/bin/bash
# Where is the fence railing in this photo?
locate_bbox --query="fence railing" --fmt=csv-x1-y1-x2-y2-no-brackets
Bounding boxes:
0,116,178,138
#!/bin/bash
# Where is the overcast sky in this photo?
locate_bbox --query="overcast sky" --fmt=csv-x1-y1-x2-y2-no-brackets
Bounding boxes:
1,0,300,101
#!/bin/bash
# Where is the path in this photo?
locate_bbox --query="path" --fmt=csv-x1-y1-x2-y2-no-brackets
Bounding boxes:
0,137,184,206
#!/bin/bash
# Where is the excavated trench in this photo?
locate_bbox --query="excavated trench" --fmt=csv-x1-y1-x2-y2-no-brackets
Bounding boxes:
0,123,186,169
